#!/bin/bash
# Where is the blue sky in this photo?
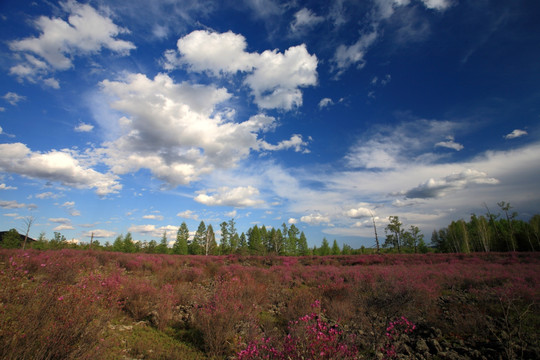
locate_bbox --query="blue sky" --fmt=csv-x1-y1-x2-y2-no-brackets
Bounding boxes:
1,0,539,247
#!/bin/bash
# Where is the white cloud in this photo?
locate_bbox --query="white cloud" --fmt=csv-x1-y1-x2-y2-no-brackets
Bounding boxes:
36,191,61,199
2,92,26,106
345,119,460,169
143,214,164,221
0,142,121,195
177,210,199,220
128,224,177,239
43,77,60,89
400,169,499,199
259,134,310,153
168,30,318,110
435,136,464,151
345,207,373,219
195,186,264,207
0,183,17,190
82,229,116,238
290,8,324,34
300,213,331,225
420,0,453,11
332,31,378,76
225,210,238,218
54,224,75,231
288,218,298,224
318,98,334,109
99,73,305,187
49,217,71,224
8,1,134,85
62,201,75,207
75,123,94,132
0,200,37,209
504,129,527,139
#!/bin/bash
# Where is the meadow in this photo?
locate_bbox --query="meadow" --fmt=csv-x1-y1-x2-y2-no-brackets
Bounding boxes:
1,249,538,359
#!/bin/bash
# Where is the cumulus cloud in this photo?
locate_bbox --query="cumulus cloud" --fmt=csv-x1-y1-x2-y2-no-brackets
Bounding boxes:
290,8,324,34
82,229,116,238
300,213,331,225
288,218,298,224
435,136,464,151
98,73,307,187
504,129,527,139
143,214,164,221
420,0,453,11
345,207,373,219
0,142,121,195
128,224,177,239
401,169,499,199
8,1,134,85
75,123,94,132
195,186,264,207
2,92,26,106
36,191,61,199
0,183,17,190
165,30,318,110
0,200,37,209
177,210,199,220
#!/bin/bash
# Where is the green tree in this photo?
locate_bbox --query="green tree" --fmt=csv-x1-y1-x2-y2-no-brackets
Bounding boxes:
173,222,189,255
248,225,263,254
1,228,21,248
123,232,136,253
205,224,218,255
384,216,403,253
287,224,299,256
319,237,330,256
331,239,341,255
146,239,157,253
228,218,239,253
297,231,309,256
157,231,168,254
342,243,352,255
190,221,206,255
238,232,249,254
220,221,229,254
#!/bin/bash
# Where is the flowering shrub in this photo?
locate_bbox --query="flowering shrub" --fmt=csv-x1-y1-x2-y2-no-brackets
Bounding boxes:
381,316,416,359
237,300,359,359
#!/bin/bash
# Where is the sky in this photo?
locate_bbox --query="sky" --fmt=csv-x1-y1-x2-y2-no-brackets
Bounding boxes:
1,0,539,248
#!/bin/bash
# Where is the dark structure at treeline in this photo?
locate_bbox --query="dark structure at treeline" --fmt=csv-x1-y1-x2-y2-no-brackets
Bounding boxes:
2,202,539,254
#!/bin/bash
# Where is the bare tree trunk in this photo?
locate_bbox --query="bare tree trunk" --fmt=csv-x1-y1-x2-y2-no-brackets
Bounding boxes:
370,211,380,253
22,216,34,250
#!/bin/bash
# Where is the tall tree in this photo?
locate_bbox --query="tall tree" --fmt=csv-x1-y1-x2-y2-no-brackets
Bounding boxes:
297,231,309,256
498,201,517,251
173,222,189,255
248,225,263,254
384,216,403,253
157,231,168,254
205,224,217,255
191,221,206,255
331,239,341,255
123,232,136,253
220,221,229,254
319,237,330,256
287,224,299,256
228,218,239,253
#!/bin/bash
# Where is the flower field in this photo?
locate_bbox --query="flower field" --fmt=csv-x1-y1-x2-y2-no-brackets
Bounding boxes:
1,249,538,359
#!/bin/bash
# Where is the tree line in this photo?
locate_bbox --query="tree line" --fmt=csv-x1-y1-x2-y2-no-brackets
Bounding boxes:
2,202,538,254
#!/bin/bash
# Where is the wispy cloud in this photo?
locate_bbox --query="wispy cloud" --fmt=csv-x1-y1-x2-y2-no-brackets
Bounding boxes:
504,129,527,139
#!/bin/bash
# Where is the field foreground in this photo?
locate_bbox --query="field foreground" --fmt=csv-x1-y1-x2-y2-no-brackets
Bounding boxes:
1,250,539,359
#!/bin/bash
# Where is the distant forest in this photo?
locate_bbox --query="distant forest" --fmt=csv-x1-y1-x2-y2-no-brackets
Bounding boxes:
2,202,539,255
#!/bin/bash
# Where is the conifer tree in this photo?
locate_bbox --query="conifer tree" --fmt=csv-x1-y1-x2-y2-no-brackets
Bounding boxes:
173,222,189,255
